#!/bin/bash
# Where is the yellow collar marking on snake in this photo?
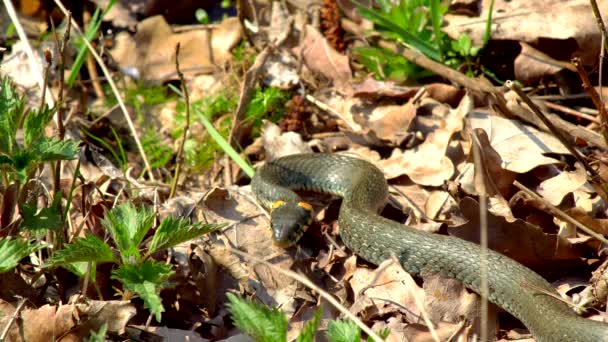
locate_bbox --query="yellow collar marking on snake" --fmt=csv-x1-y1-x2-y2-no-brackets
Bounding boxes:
271,200,286,210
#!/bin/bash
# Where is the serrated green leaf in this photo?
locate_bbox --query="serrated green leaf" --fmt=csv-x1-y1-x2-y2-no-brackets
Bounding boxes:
0,238,41,273
112,260,173,322
356,3,440,61
0,154,13,166
31,138,79,162
0,77,25,155
102,203,155,262
23,105,56,147
296,308,322,342
149,217,224,254
326,320,360,342
367,328,390,342
61,261,97,282
20,194,63,232
226,293,288,342
49,234,115,265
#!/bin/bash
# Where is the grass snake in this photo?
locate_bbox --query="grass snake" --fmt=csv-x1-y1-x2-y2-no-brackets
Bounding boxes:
251,153,608,341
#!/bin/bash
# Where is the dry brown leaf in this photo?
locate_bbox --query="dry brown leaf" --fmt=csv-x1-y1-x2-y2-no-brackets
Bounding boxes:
381,95,472,185
423,274,489,339
538,163,588,206
349,260,424,323
110,16,242,82
444,0,605,65
0,300,135,341
296,25,352,94
366,102,417,145
466,111,570,173
450,197,580,269
261,121,312,160
514,42,576,83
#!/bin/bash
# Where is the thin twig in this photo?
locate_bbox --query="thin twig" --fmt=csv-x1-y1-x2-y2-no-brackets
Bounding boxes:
53,0,156,181
588,0,608,53
170,43,189,199
228,45,273,148
470,133,489,342
0,297,28,341
513,181,608,245
1,0,55,107
543,101,600,124
227,247,385,342
572,58,608,146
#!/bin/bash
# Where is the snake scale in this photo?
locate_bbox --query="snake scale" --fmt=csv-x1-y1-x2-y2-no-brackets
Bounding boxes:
251,153,608,341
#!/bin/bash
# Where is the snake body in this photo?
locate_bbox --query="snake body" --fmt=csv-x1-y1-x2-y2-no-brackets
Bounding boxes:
251,153,608,341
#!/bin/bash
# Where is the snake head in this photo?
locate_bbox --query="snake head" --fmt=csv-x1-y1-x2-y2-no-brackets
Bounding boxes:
269,201,313,247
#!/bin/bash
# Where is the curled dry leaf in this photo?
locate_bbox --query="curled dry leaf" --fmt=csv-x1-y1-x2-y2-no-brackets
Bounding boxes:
450,197,580,270
466,111,570,173
514,42,576,83
444,0,606,65
295,25,352,94
538,163,588,206
349,260,424,323
0,300,135,341
380,95,472,185
261,121,312,160
110,16,242,82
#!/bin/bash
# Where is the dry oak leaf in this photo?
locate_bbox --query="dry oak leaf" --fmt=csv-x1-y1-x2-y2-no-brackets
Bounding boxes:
295,25,352,94
466,111,570,173
450,197,580,270
537,163,588,206
0,300,135,341
379,94,472,185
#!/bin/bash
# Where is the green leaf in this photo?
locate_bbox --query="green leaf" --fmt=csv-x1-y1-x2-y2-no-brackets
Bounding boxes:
226,293,288,342
367,328,390,342
296,308,322,342
356,3,440,61
0,77,25,155
87,323,107,342
112,260,173,322
61,261,97,281
49,234,115,265
326,320,360,342
23,105,56,147
102,203,155,262
20,195,63,232
0,238,40,273
31,138,79,162
149,217,223,254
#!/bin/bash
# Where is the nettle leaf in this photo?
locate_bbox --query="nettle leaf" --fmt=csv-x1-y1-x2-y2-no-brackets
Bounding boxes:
326,320,360,342
112,261,173,322
23,105,56,147
49,234,115,265
149,217,224,255
61,261,97,281
0,77,25,154
296,308,322,342
20,195,63,232
101,203,154,262
226,293,288,342
0,238,41,273
31,138,79,162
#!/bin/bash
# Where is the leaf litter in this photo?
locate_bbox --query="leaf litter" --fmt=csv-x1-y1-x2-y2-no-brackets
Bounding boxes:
2,0,608,341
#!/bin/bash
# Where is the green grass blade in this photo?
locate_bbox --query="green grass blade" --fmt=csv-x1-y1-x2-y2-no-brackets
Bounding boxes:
192,106,255,178
356,3,440,61
429,0,444,61
482,0,495,47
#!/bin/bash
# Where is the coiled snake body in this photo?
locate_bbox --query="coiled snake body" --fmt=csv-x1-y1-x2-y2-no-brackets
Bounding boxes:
251,153,608,341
